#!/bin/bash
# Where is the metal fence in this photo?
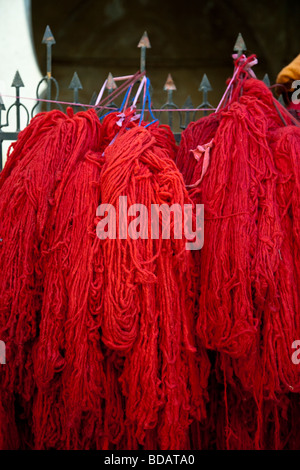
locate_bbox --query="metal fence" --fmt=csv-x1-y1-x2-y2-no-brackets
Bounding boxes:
0,27,274,171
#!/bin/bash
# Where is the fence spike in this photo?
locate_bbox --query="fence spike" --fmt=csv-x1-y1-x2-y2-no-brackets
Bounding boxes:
164,74,176,91
183,95,193,109
42,25,56,45
137,31,151,49
11,70,24,88
11,72,24,131
263,73,271,87
198,74,213,116
138,31,151,73
0,95,5,111
68,72,82,111
89,91,97,106
162,74,178,129
69,71,83,90
106,73,117,91
233,33,247,56
198,73,212,92
163,74,176,107
0,94,5,131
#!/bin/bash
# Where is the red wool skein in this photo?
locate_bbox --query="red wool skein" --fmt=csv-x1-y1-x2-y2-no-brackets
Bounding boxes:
177,77,300,448
31,148,106,450
214,84,300,405
98,123,210,450
0,108,103,449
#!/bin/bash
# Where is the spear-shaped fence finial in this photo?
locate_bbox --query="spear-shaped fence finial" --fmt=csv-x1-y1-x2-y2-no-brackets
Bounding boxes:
198,73,212,116
262,73,271,87
11,70,25,131
69,72,83,111
233,33,247,57
138,31,151,73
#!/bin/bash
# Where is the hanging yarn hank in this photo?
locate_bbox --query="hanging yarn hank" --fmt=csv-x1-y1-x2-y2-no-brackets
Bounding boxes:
97,117,210,450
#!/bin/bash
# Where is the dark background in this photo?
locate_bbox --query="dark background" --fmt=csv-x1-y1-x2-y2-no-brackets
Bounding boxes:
31,0,300,110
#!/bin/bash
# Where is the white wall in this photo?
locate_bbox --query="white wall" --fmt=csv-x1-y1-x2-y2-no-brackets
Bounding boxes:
0,0,43,166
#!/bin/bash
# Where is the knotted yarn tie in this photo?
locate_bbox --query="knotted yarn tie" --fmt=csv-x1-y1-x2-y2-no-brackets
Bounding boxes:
186,138,214,188
232,54,258,78
215,54,258,113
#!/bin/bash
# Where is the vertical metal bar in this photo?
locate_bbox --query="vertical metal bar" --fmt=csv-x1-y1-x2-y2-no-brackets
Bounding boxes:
69,72,83,113
42,26,56,111
106,73,117,107
198,73,212,117
182,96,193,129
140,47,146,73
11,71,24,131
203,90,208,116
46,44,52,111
263,73,271,87
162,74,178,132
0,140,2,172
16,86,21,131
167,90,173,128
0,95,5,127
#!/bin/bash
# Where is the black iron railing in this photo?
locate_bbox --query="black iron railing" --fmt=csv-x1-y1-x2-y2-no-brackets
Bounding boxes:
0,27,276,171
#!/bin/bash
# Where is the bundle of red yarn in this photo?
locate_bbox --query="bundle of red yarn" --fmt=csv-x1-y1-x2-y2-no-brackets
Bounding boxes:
177,63,300,448
0,60,300,449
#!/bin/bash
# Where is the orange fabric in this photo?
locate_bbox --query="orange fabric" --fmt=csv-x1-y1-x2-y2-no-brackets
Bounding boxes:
276,54,300,90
